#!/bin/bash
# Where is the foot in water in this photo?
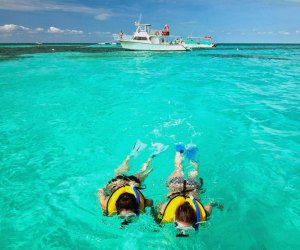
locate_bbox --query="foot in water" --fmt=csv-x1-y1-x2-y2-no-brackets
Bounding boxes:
185,144,198,161
175,143,185,154
114,162,130,176
130,140,147,158
188,170,198,179
141,156,153,172
189,160,199,170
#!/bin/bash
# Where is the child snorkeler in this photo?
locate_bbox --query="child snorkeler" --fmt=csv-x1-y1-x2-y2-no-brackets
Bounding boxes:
98,141,168,224
157,144,223,236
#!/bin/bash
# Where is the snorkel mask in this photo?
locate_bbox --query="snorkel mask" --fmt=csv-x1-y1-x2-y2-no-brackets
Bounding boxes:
175,221,196,237
118,185,142,227
118,211,138,222
175,221,196,231
119,211,138,228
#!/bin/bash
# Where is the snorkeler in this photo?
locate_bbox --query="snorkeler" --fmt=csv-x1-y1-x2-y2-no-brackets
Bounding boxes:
98,140,168,223
157,143,223,236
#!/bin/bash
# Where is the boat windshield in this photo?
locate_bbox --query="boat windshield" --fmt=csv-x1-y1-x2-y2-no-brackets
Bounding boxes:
133,37,148,40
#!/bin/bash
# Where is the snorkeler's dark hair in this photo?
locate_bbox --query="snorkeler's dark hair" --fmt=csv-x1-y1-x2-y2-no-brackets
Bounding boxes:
175,202,196,225
116,193,138,214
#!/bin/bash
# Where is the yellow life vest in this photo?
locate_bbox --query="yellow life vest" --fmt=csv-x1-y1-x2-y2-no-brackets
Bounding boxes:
106,185,145,216
160,195,207,223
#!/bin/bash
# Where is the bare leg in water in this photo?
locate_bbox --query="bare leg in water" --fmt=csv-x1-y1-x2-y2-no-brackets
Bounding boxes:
168,152,184,181
114,155,131,176
160,152,184,212
133,156,154,184
112,154,154,184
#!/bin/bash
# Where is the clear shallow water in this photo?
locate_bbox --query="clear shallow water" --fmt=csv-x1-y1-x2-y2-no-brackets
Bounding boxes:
0,44,300,249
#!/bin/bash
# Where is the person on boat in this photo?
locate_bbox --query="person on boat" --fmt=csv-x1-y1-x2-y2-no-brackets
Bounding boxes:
119,30,123,40
157,144,223,236
163,24,170,36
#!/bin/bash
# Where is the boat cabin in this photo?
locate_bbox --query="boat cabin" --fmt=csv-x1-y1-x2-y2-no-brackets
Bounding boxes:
131,23,169,44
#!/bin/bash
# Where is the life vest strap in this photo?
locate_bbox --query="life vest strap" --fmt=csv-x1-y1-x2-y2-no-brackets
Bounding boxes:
130,184,141,215
183,180,187,197
190,195,200,230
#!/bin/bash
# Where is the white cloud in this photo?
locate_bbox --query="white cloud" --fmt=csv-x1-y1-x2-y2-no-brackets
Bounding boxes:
278,31,290,35
0,24,30,32
0,0,114,20
47,26,83,34
257,31,273,35
35,27,44,32
48,26,64,33
67,29,84,34
91,31,111,35
95,13,113,20
296,30,300,34
0,23,84,35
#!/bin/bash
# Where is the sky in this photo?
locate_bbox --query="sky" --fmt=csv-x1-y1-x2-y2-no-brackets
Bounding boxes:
0,0,299,43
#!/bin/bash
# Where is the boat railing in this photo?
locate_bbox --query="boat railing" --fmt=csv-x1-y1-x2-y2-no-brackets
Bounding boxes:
112,33,119,41
187,36,212,41
113,33,132,41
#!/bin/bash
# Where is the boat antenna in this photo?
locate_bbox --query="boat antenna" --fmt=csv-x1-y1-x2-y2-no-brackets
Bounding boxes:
138,13,142,24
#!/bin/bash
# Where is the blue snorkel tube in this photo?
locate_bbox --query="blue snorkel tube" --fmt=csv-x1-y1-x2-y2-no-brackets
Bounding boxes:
130,184,141,215
190,195,200,230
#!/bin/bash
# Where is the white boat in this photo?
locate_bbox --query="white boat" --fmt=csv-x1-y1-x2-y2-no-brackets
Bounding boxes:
117,22,187,51
183,36,217,49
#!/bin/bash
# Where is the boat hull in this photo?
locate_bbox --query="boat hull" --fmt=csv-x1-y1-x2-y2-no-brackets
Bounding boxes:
184,43,215,49
121,41,187,51
183,41,217,49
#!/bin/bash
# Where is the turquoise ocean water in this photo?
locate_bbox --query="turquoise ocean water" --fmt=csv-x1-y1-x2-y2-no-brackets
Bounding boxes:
0,44,300,249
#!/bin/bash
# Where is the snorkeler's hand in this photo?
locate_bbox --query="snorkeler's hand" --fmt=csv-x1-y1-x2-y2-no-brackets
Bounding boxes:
217,203,224,210
145,199,153,207
210,202,224,210
98,188,105,198
156,202,162,212
98,189,108,210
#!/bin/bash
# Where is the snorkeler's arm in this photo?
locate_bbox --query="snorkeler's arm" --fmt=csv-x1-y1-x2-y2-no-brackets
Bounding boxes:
145,198,153,207
204,204,212,216
97,188,108,211
159,202,168,214
204,202,224,216
150,202,162,224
